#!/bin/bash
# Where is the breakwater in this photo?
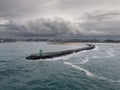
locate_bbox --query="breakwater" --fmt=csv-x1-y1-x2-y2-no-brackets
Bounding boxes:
26,44,95,60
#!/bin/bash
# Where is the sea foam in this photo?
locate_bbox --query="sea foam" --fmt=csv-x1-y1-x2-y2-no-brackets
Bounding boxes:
64,62,95,77
64,62,120,83
81,57,89,64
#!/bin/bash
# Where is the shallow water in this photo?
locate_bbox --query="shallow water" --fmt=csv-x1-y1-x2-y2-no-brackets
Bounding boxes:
0,42,120,90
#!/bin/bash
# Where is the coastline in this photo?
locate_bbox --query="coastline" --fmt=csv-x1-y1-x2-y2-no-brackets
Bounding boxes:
1,37,120,43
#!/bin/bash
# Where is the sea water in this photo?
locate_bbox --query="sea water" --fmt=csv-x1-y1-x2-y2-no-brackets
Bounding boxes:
0,42,120,90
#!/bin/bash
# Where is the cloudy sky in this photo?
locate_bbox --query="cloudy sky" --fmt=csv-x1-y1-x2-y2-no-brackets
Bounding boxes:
0,0,120,39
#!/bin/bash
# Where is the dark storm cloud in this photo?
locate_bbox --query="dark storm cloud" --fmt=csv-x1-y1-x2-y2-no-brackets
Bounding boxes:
0,16,111,39
0,0,120,39
0,17,82,38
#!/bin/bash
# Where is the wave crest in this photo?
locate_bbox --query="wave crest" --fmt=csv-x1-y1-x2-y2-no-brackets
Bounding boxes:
64,62,120,83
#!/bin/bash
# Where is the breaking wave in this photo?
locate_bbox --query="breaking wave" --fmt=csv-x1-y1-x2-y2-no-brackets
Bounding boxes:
92,45,99,51
64,62,95,77
107,49,115,57
81,57,89,64
64,62,120,83
92,49,115,59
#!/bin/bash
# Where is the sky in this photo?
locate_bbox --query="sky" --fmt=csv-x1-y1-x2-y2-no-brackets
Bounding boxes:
0,0,120,39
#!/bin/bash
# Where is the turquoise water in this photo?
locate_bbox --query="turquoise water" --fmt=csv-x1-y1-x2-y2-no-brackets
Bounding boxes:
0,42,120,90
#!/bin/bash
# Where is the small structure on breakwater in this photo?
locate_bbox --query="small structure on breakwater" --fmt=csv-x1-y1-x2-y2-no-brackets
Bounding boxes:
26,44,95,60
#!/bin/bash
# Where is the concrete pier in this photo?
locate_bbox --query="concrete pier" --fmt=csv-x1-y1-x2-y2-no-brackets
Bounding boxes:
26,44,95,60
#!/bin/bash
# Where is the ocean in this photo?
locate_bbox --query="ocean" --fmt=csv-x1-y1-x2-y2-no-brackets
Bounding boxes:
0,42,120,90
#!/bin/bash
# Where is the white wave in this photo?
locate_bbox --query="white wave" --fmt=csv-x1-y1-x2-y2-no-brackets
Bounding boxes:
92,56,99,59
81,57,89,64
39,56,69,62
109,79,120,83
64,62,95,77
72,57,89,65
92,49,115,59
98,76,120,83
92,55,110,59
98,76,107,80
107,49,115,57
64,62,120,83
93,45,99,51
